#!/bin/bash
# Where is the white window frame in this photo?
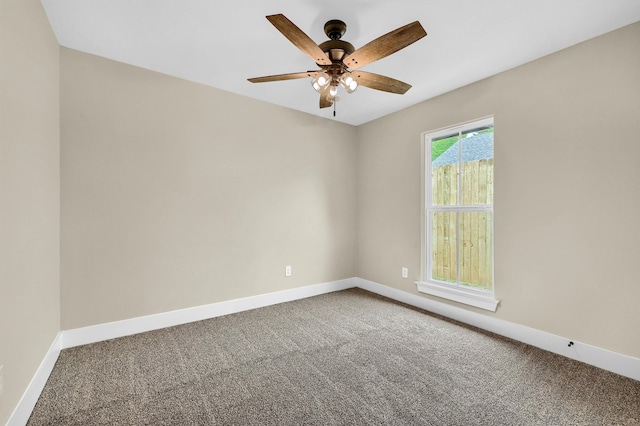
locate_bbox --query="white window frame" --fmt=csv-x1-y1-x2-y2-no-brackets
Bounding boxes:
418,117,499,312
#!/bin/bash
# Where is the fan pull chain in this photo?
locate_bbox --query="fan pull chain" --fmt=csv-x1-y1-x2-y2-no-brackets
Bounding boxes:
333,102,336,117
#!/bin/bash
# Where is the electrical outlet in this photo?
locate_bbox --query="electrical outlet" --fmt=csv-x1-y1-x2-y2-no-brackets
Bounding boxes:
402,267,408,278
285,266,292,277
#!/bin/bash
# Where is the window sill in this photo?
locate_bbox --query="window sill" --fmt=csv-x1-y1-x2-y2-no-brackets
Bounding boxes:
416,281,499,312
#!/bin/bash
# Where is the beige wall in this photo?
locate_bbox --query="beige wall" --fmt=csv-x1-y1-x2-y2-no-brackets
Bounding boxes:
0,0,60,423
357,21,640,358
60,49,358,329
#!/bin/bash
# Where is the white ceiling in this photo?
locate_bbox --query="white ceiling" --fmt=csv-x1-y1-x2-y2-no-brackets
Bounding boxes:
41,0,640,126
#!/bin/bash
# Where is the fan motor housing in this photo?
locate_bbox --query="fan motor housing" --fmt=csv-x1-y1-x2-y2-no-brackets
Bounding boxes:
319,39,355,62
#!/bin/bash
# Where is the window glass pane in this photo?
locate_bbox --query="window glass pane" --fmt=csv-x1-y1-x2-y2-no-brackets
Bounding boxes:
431,211,457,283
459,211,493,291
460,127,493,205
431,134,458,206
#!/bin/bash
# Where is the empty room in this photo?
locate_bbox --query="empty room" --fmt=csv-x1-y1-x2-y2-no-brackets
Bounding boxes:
2,0,640,424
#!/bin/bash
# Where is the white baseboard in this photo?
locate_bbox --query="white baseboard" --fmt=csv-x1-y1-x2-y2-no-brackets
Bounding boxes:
61,278,357,349
355,277,640,382
8,333,62,426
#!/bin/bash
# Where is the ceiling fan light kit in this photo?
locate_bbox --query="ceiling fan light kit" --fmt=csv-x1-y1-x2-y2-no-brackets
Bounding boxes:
248,14,427,113
311,70,357,94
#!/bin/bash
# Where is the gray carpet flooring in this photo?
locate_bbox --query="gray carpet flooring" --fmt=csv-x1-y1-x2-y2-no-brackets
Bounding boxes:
28,289,640,425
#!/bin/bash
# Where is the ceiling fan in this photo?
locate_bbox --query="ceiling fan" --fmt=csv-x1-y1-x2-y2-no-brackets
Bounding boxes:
248,14,427,110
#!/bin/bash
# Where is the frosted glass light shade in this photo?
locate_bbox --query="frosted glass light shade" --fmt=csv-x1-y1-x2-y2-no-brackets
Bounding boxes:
311,72,331,93
340,72,358,93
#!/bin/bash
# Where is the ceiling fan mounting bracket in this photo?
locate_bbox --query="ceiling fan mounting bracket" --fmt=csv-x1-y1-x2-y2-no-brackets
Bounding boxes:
324,19,347,40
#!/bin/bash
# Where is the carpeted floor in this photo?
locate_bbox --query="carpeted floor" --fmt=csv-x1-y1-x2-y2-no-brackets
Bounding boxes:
28,289,640,425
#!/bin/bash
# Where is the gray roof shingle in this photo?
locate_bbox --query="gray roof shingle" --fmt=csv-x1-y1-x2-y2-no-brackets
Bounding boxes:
432,133,493,166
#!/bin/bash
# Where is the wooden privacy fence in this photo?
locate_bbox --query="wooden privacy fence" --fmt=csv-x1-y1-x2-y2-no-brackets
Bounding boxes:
432,159,493,205
431,159,493,289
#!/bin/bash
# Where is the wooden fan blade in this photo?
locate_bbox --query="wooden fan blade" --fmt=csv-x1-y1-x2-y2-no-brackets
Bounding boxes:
344,21,426,70
352,71,412,94
248,71,318,83
266,14,332,66
319,87,333,108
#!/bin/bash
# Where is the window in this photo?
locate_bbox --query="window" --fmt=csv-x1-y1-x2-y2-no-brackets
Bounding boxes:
418,117,498,311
